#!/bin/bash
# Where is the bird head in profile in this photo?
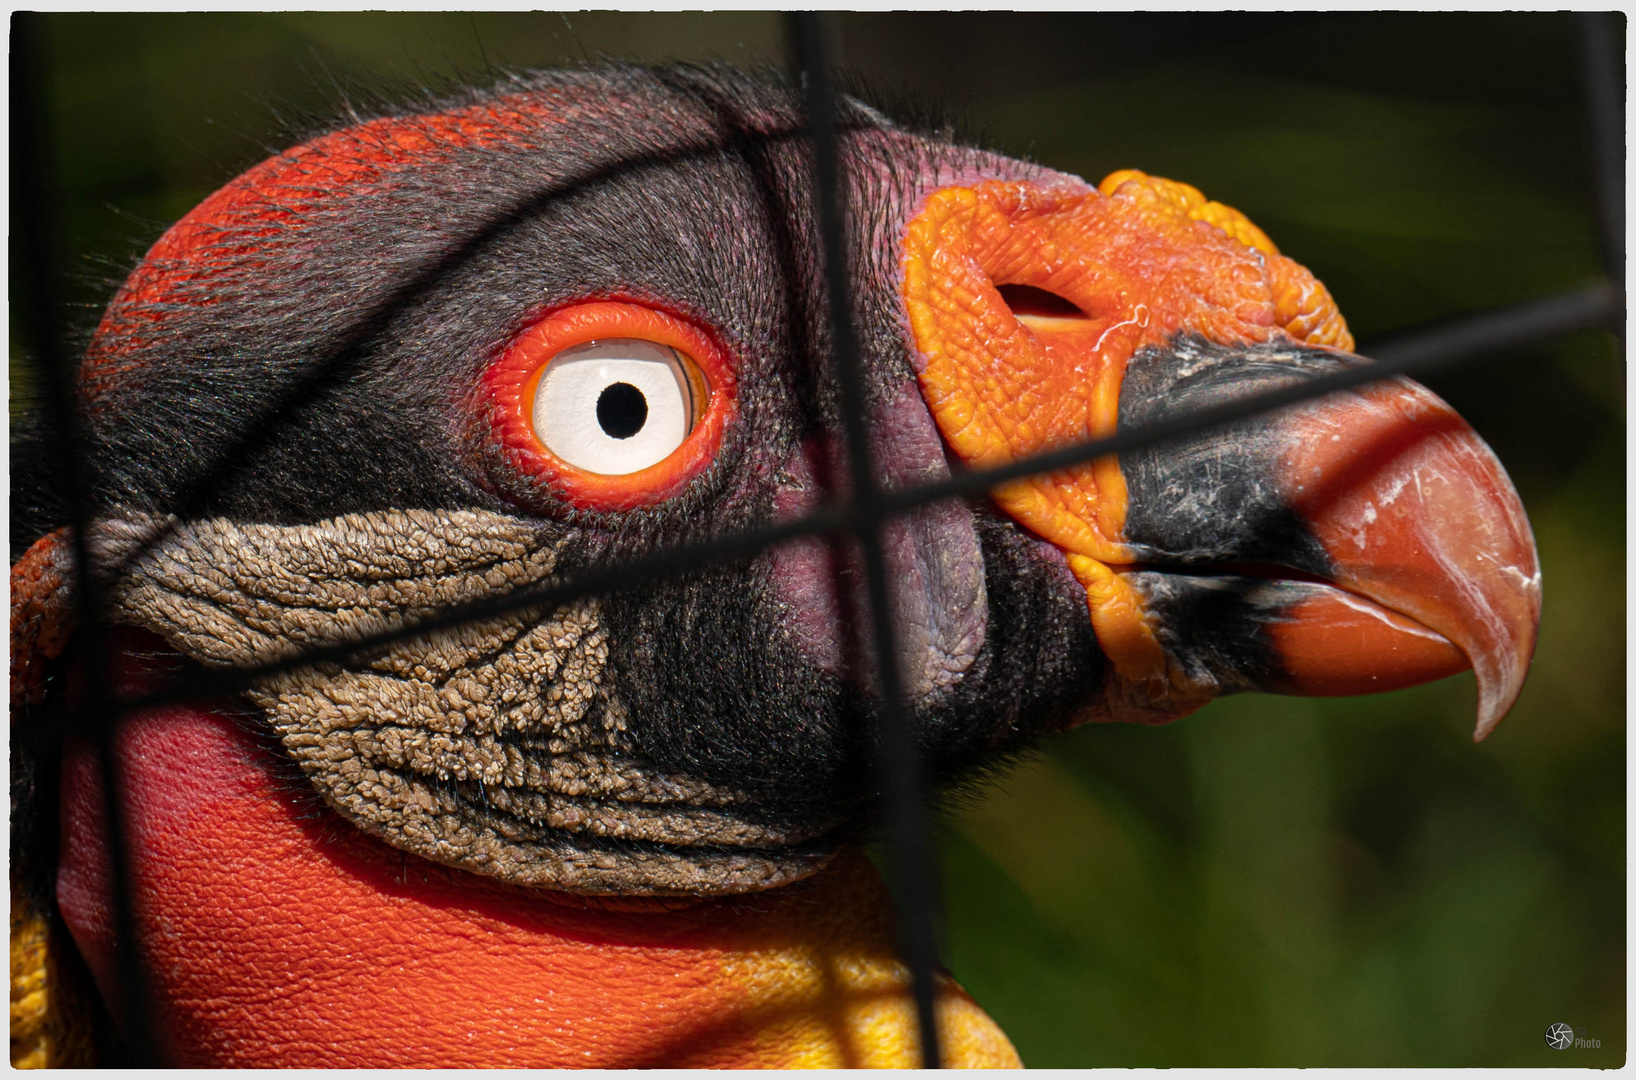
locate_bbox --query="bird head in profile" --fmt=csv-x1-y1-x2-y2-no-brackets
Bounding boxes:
11,65,1540,1067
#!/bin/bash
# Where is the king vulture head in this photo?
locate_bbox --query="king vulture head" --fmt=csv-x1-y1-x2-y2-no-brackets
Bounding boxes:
11,64,1541,1067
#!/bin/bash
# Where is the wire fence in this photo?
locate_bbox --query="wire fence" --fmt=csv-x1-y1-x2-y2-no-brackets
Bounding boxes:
11,10,1624,1068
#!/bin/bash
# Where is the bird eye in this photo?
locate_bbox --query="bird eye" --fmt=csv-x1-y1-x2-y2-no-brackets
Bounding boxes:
483,301,736,512
532,339,705,475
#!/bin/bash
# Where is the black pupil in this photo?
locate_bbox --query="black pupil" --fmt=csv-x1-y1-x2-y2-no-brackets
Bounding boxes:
597,382,648,439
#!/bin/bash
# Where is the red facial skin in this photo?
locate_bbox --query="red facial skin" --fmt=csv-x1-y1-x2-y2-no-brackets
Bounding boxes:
40,69,1537,1065
53,90,1022,1067
55,633,1017,1068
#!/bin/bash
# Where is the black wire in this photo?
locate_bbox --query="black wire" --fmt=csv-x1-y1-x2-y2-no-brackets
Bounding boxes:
21,15,1624,1066
94,122,845,588
115,504,848,712
1575,11,1625,288
110,280,1620,720
787,11,943,1068
11,13,162,1065
890,282,1622,511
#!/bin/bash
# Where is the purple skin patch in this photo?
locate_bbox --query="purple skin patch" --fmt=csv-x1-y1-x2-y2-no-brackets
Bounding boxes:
770,382,987,701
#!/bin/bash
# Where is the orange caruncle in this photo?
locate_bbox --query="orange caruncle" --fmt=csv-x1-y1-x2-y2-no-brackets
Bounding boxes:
900,172,1352,689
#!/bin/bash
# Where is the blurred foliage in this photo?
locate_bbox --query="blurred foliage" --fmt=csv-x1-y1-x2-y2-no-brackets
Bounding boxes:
12,11,1624,1067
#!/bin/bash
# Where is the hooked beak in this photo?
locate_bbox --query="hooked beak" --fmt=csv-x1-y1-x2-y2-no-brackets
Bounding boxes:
1114,338,1540,739
900,174,1541,737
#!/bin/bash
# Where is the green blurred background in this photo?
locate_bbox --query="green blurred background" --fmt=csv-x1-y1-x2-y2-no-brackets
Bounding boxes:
12,12,1624,1067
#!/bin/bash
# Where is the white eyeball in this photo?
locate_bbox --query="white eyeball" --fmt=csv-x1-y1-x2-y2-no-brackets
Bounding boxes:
531,339,699,475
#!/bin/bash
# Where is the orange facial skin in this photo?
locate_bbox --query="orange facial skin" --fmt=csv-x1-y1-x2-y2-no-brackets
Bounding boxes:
900,172,1540,731
484,301,738,512
900,172,1351,696
54,635,1018,1068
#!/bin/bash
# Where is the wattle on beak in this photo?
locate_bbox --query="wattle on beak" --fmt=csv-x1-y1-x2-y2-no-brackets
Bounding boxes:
901,171,1541,737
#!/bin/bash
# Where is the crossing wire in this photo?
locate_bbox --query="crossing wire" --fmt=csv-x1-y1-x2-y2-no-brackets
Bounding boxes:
789,11,945,1066
12,11,1625,1066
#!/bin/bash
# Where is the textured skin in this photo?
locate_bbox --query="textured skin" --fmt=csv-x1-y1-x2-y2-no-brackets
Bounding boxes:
10,531,75,708
55,672,1017,1067
52,66,1100,880
895,173,1536,726
899,174,1352,704
93,510,828,893
901,175,1351,567
1093,170,1354,351
13,64,1543,1067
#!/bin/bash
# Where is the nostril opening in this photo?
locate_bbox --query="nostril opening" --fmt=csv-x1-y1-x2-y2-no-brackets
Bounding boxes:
995,283,1090,321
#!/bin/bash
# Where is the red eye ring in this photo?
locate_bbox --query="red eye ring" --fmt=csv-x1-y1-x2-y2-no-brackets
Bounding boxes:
485,302,737,512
